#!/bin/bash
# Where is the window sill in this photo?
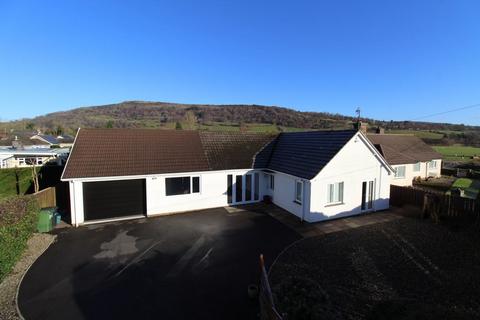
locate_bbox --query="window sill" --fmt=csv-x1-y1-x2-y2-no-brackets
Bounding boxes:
293,200,302,205
393,177,405,180
325,202,344,208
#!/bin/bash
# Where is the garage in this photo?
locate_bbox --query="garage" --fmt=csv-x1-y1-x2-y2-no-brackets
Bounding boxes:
83,179,146,221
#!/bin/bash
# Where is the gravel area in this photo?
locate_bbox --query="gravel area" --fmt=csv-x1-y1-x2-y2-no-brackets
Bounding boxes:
269,216,480,320
0,233,56,320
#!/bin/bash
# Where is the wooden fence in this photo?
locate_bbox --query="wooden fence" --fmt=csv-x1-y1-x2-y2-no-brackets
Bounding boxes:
259,254,283,320
390,185,480,223
32,186,56,208
31,182,69,211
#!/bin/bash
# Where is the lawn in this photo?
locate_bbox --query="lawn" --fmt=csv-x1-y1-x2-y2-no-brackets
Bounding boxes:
386,130,444,140
0,168,32,200
448,178,480,199
269,215,480,319
433,145,480,161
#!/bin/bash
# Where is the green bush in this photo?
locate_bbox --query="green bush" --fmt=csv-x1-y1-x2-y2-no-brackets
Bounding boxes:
0,196,39,282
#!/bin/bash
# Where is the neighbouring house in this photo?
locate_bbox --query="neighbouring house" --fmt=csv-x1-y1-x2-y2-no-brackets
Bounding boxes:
0,147,70,169
367,133,442,187
62,128,393,226
30,133,74,147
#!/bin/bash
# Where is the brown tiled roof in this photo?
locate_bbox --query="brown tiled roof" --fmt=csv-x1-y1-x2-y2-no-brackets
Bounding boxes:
367,134,442,165
62,129,276,179
199,132,277,170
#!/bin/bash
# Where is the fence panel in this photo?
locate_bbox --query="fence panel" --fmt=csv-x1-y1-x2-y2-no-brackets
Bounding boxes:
32,186,56,208
390,185,480,224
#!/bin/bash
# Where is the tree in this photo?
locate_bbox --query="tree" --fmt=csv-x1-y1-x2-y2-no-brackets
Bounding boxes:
55,125,63,136
239,121,248,133
106,120,114,128
25,158,40,193
184,111,197,130
26,122,35,130
175,122,183,130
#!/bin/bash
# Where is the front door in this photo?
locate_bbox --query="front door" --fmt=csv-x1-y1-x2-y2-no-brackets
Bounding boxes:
361,180,375,211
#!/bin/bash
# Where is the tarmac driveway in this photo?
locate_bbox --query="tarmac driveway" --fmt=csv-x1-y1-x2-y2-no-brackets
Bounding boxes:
18,207,300,320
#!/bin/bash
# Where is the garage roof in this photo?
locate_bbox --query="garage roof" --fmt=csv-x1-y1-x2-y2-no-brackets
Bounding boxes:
367,134,442,165
62,129,276,179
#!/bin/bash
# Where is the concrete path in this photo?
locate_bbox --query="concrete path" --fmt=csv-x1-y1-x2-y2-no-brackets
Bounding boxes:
245,203,405,238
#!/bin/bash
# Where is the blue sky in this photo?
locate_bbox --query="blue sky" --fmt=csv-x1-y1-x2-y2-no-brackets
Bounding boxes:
1,0,479,125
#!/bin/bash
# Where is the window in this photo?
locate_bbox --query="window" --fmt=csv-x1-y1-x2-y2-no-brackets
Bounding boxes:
245,174,252,201
428,161,437,169
295,181,303,204
269,175,275,190
192,177,200,193
227,175,233,204
254,173,260,201
413,162,421,172
236,175,243,202
394,166,406,179
327,182,344,204
18,158,25,165
165,177,191,196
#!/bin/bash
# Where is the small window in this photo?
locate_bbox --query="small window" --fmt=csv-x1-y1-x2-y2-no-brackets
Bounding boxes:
428,161,437,169
18,158,25,165
327,182,344,204
413,162,421,172
394,166,406,179
192,177,200,193
295,181,303,204
166,177,191,196
269,175,275,190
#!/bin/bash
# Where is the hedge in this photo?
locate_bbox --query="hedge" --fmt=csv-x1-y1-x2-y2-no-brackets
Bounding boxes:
0,196,39,282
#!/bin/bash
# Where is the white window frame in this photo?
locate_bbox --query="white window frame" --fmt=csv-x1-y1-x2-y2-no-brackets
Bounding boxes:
165,175,201,196
428,160,437,169
327,182,344,205
394,166,406,179
294,180,303,204
18,157,25,165
413,162,421,172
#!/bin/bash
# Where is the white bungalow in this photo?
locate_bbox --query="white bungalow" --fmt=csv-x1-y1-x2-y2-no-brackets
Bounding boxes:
62,128,393,226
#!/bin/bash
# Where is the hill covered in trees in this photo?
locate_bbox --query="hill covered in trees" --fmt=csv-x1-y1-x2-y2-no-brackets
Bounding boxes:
2,101,480,146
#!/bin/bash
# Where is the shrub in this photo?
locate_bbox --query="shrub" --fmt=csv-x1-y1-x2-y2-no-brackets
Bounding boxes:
0,196,39,282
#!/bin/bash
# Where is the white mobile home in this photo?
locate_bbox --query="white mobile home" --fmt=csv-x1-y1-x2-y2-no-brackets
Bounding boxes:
62,128,393,226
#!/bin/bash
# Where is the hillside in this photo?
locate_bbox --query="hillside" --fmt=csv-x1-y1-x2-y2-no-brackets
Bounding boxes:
1,101,480,145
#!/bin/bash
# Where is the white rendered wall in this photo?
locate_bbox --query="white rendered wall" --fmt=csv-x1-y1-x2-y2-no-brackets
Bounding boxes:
146,169,262,216
308,133,391,222
390,159,442,187
265,171,310,220
68,169,264,225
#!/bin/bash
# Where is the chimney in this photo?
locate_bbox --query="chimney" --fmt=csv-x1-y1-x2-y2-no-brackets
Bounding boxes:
375,127,385,134
353,121,368,134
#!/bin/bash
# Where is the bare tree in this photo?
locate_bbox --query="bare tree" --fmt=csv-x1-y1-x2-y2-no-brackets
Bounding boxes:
183,111,198,130
25,158,40,193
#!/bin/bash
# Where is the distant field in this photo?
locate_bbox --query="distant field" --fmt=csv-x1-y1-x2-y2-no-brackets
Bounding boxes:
386,130,444,140
433,145,480,161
